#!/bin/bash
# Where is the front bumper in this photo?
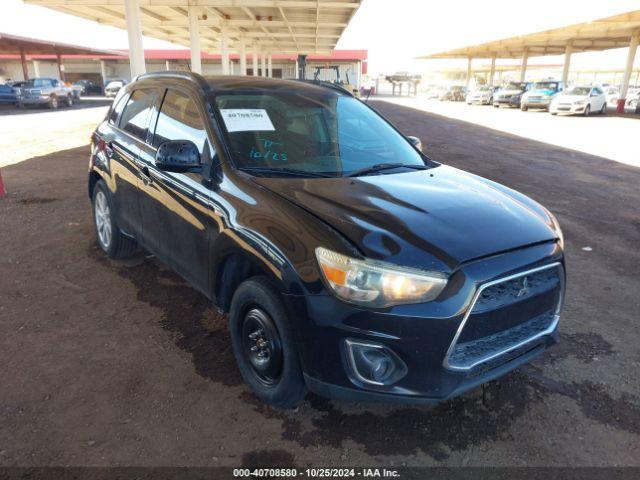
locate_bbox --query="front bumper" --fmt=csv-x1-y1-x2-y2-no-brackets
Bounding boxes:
495,97,521,107
20,96,50,105
468,97,491,104
522,98,552,109
550,103,587,114
287,242,565,404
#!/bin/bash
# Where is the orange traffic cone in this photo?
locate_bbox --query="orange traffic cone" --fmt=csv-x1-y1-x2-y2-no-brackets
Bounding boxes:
0,169,5,198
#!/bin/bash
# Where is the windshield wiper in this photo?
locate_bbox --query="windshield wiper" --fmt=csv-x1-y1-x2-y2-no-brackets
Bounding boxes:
346,162,428,178
239,167,334,178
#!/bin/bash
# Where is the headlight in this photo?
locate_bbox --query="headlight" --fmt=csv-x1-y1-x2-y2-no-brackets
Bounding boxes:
548,212,564,249
315,247,448,308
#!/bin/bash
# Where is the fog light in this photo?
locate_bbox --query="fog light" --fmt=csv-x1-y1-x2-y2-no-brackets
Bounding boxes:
344,339,408,386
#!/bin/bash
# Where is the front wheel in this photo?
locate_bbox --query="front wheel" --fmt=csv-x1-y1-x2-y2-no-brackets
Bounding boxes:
229,277,307,408
521,105,528,111
583,104,591,116
48,95,58,109
65,95,73,107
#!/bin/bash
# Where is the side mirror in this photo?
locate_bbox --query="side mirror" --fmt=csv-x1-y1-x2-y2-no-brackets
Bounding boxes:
156,140,201,173
407,135,422,152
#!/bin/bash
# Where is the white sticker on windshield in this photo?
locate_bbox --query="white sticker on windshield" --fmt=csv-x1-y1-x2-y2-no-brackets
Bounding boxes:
220,109,275,132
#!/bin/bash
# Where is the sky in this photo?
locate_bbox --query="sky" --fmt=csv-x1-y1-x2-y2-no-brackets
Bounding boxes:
1,0,639,76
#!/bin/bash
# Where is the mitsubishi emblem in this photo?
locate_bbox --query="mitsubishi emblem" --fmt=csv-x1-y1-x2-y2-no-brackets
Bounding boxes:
517,276,530,297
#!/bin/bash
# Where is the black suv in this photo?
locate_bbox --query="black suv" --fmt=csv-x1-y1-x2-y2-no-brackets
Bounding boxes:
89,72,565,407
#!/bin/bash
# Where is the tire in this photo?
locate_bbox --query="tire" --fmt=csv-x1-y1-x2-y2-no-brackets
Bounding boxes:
48,95,58,109
583,105,591,117
92,180,138,259
229,277,307,408
600,103,606,115
521,104,528,111
65,95,73,107
551,112,557,115
493,104,499,108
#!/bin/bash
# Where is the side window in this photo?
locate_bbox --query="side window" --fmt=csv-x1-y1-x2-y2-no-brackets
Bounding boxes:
153,89,209,155
52,80,59,87
108,93,128,125
119,89,155,141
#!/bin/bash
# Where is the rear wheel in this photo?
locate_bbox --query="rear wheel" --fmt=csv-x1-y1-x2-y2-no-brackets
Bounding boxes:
600,103,606,114
229,277,307,408
521,104,528,111
65,94,73,107
92,181,138,259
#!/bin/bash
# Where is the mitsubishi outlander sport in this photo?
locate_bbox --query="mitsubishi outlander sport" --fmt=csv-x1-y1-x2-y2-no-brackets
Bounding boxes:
89,72,565,407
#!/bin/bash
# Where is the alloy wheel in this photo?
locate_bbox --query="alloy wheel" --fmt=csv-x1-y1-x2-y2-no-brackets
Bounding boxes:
94,190,112,250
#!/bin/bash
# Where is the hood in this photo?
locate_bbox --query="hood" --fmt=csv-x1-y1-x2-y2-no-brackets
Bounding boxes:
554,94,587,103
252,166,557,272
526,89,556,97
497,89,524,96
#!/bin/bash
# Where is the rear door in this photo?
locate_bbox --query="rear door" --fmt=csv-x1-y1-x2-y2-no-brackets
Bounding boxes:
137,86,217,294
107,88,158,236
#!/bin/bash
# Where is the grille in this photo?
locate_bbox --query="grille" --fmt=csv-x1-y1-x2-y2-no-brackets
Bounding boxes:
444,263,563,372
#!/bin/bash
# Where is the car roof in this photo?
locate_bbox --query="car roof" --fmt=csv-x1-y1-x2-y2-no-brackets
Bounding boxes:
134,71,346,97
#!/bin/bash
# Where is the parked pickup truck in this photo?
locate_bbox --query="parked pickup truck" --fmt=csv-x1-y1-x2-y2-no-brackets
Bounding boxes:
18,77,74,109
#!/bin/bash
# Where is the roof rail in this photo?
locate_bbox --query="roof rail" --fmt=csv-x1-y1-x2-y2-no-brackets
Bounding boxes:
294,79,354,96
134,70,210,91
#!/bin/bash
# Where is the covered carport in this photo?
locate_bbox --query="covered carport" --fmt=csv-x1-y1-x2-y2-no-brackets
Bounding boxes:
418,10,640,112
23,0,362,80
0,31,121,81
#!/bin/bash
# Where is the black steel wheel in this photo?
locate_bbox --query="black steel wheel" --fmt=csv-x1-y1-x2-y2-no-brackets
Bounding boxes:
229,276,307,408
241,308,283,386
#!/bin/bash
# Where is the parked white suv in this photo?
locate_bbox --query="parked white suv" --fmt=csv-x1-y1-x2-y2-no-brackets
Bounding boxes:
549,86,607,116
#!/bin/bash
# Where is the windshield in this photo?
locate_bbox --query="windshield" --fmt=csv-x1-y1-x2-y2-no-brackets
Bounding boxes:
504,82,524,90
106,81,123,88
533,82,559,91
213,92,426,177
477,86,492,92
23,79,50,88
564,87,591,96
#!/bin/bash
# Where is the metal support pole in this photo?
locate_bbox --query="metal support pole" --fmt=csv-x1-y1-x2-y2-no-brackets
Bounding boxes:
619,34,639,113
489,55,496,87
239,38,247,76
165,60,170,71
261,51,267,77
56,53,66,82
33,60,40,78
100,60,107,86
252,44,259,77
188,6,202,74
220,27,230,75
465,57,472,89
267,54,273,78
124,0,146,77
520,49,529,83
20,48,29,80
561,43,572,86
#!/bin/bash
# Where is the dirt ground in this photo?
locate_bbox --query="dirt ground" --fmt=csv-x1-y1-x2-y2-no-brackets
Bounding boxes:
0,101,639,467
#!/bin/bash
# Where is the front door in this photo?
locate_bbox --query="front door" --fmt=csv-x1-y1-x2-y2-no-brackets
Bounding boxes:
138,87,217,295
